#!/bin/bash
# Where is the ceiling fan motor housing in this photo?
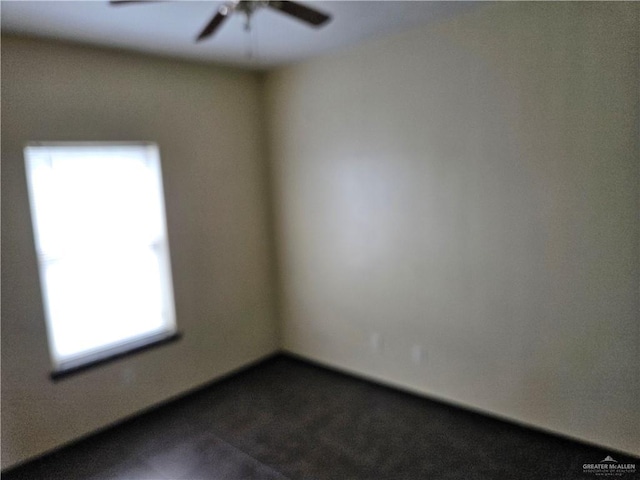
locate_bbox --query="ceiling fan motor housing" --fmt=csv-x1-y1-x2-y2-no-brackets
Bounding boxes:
110,0,332,42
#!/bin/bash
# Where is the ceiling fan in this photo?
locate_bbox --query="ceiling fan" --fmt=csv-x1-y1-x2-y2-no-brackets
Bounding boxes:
110,0,332,42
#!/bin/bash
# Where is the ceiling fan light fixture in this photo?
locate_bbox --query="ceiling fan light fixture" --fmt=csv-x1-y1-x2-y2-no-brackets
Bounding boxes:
110,0,332,43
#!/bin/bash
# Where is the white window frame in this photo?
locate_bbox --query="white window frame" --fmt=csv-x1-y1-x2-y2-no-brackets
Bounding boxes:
24,142,178,375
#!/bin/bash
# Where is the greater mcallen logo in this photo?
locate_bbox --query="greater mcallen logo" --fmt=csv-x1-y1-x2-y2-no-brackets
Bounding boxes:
583,456,636,477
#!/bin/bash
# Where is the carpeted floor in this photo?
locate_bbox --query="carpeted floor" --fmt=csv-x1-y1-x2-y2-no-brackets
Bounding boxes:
3,355,638,479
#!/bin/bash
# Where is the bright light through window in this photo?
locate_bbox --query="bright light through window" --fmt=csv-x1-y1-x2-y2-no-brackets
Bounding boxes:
24,143,177,373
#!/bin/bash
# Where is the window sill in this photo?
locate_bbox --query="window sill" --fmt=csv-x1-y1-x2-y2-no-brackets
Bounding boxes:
50,332,182,382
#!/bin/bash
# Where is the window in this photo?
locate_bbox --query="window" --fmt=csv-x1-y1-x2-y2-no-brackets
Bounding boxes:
24,142,177,376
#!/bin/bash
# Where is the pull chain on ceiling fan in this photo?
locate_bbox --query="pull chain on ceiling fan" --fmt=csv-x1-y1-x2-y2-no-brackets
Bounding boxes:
109,0,332,43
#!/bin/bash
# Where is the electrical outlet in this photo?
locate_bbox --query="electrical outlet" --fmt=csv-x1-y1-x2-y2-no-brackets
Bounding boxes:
370,332,383,353
411,344,426,365
122,366,136,385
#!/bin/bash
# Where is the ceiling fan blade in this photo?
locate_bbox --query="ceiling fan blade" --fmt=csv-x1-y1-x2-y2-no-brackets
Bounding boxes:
109,1,162,5
196,4,234,42
267,1,331,27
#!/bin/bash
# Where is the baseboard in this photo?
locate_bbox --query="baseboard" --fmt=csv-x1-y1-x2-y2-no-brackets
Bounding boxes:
5,348,637,474
280,349,640,460
1,350,281,473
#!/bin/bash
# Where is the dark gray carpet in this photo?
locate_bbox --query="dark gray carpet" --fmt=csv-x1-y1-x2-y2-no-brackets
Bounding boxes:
3,355,638,479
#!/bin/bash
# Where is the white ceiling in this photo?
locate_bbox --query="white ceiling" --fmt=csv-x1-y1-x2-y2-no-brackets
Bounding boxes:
1,1,477,69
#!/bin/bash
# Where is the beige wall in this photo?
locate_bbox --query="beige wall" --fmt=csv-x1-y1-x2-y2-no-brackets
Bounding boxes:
2,1,639,468
1,37,278,469
266,2,639,455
